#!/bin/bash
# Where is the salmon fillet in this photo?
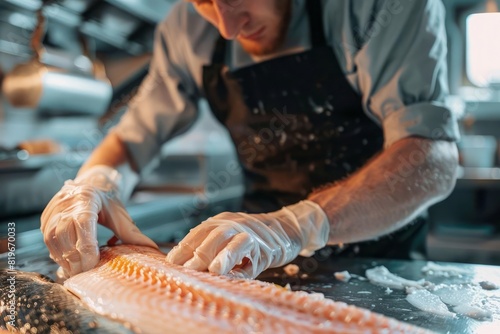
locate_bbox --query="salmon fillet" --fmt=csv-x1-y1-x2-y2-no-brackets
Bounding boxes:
64,245,433,334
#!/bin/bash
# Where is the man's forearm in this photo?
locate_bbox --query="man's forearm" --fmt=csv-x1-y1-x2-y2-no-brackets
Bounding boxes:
308,137,458,245
79,131,134,175
78,131,139,202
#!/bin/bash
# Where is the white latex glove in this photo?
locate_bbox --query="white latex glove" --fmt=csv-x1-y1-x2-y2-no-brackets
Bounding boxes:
166,200,330,279
41,165,158,277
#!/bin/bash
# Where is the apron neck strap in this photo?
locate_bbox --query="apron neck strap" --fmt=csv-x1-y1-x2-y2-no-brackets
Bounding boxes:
306,0,327,47
210,0,326,64
211,32,228,65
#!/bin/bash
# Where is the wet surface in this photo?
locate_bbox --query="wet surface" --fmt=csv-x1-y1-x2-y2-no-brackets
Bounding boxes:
258,256,500,334
5,247,500,333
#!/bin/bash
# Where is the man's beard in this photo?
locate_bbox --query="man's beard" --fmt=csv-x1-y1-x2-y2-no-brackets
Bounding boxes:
238,0,292,56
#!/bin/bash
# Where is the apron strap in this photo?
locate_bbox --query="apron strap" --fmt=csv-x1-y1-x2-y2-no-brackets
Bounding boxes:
306,0,327,47
211,32,227,64
211,0,326,64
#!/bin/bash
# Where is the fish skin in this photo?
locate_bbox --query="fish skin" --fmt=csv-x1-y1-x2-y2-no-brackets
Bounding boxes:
0,270,137,334
65,245,434,334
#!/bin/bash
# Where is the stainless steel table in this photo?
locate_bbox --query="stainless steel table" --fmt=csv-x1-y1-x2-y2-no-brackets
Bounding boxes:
258,254,500,334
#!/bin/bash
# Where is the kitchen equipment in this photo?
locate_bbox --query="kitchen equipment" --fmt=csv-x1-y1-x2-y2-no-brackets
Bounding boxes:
0,138,62,161
459,135,498,168
1,5,112,116
467,12,500,87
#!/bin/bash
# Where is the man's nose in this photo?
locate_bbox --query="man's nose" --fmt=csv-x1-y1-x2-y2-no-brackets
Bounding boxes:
215,1,248,39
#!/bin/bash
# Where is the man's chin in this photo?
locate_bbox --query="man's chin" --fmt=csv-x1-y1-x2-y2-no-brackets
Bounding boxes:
238,38,279,57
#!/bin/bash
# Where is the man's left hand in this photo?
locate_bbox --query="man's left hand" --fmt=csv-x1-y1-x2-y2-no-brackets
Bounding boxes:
166,200,330,279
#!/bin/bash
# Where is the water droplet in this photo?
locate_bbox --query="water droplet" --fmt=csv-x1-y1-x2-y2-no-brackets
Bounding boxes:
308,97,324,113
314,106,324,114
254,136,261,144
258,100,265,114
279,132,287,146
362,139,368,145
343,163,351,171
337,126,344,132
308,134,316,141
252,108,259,114
282,90,288,96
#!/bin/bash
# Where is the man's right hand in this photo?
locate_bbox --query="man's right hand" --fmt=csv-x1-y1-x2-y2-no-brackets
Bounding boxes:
41,165,157,277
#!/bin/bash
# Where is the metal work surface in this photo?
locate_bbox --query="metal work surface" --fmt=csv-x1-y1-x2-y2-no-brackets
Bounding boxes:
258,255,500,334
3,247,500,334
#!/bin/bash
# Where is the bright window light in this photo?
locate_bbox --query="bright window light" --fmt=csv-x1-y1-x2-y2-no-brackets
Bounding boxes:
466,13,500,87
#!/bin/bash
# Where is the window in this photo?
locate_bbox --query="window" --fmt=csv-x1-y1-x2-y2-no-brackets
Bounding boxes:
466,13,500,87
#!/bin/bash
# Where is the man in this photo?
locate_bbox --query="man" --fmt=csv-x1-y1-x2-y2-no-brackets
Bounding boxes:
41,0,459,279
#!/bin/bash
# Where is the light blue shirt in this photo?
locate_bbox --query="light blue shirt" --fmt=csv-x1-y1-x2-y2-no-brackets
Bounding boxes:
115,0,460,172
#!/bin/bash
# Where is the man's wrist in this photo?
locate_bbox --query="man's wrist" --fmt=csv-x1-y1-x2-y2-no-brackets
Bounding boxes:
74,165,122,193
285,200,330,257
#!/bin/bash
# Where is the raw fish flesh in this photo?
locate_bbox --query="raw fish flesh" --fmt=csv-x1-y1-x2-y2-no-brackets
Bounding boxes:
63,245,433,334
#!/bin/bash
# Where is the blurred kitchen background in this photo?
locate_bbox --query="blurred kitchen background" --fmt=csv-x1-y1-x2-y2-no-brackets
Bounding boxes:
0,0,499,265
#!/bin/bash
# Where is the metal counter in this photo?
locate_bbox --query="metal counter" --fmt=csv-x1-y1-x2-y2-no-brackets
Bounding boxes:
258,255,500,334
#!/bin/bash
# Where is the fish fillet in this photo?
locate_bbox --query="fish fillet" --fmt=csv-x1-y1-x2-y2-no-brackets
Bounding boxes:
64,245,432,334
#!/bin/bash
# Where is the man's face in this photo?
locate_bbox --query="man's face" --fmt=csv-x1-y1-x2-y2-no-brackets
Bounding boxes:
187,0,291,56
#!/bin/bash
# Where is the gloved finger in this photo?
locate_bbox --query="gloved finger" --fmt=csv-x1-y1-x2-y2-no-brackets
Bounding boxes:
55,266,70,284
54,215,83,276
106,205,158,250
73,210,100,273
208,232,255,276
43,213,68,273
229,262,256,279
56,211,101,276
166,223,219,265
182,225,239,271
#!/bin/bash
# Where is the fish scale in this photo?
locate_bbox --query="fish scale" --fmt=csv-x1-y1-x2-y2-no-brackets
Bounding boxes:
0,270,136,333
64,245,433,334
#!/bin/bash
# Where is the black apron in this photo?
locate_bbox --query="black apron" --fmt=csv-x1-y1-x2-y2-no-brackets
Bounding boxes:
202,0,426,259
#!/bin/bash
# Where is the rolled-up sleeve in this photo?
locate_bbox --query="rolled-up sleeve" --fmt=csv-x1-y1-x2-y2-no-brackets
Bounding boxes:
113,4,199,172
354,0,460,148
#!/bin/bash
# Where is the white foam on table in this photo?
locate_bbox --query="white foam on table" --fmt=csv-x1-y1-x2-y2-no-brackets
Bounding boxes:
405,288,456,318
334,262,500,322
453,304,492,320
421,262,469,277
432,284,478,306
365,266,427,290
366,265,500,321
